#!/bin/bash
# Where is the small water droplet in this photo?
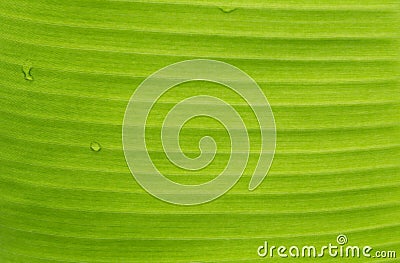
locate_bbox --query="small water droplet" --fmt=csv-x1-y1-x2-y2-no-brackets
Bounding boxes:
22,61,33,81
219,7,237,13
90,142,102,152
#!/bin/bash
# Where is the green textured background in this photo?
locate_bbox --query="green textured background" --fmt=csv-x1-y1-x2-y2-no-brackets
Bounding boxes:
0,0,399,262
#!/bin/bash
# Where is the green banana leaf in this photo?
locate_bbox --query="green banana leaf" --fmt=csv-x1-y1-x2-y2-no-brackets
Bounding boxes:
0,0,399,262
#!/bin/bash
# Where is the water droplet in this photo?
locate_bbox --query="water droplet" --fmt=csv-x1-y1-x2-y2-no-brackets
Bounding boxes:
219,7,237,13
22,61,33,81
90,142,102,152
